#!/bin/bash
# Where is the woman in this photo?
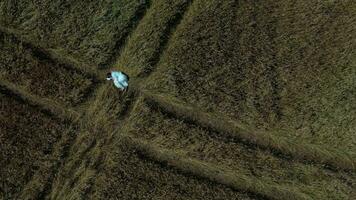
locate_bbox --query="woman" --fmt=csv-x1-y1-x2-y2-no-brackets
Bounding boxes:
106,71,129,92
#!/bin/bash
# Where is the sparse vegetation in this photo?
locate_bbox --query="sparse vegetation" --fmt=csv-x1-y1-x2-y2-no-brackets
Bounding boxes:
1,0,355,199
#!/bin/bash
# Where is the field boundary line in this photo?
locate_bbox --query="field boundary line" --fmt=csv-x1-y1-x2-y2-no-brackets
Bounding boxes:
141,90,356,172
0,79,80,122
0,25,103,81
119,134,311,200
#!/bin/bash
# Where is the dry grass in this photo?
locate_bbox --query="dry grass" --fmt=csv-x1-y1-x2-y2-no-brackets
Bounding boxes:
1,0,355,199
0,29,93,107
124,96,355,199
90,133,258,200
142,91,356,172
0,0,149,68
48,85,133,199
0,91,68,199
116,135,311,200
115,0,192,78
145,0,356,155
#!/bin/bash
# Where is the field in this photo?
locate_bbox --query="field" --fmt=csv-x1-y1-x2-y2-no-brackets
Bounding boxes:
1,0,356,199
0,87,74,199
0,28,94,106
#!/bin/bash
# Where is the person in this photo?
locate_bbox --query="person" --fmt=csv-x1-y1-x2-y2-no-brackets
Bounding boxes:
106,71,129,91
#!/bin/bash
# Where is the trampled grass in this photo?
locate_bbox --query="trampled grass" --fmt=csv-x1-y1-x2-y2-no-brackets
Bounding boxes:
0,29,93,106
141,91,356,171
0,91,68,199
0,0,149,68
145,0,356,153
90,134,259,200
48,85,133,199
116,0,192,78
123,97,356,199
1,0,356,199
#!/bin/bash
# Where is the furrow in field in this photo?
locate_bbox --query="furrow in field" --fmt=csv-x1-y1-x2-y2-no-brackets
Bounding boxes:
47,86,139,199
115,0,194,79
0,26,101,81
0,79,80,122
89,133,260,199
1,0,151,68
119,134,311,200
122,95,356,199
137,0,194,77
102,1,151,69
0,28,96,107
0,90,71,199
141,91,356,172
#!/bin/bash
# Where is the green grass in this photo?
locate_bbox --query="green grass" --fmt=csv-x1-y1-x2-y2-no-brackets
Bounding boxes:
0,0,149,68
145,0,356,153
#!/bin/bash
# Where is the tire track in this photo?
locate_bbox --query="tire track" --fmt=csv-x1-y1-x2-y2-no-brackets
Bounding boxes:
81,90,140,199
0,79,80,122
21,125,78,200
0,25,107,110
101,0,152,70
137,0,194,78
2,2,150,198
118,134,311,200
0,85,78,200
0,80,80,186
29,1,152,193
0,26,101,82
141,90,356,172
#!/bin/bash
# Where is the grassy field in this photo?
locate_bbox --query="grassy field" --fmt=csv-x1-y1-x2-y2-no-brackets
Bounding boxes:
0,0,149,68
115,0,192,78
145,0,356,153
0,29,93,106
0,89,71,199
47,87,259,200
1,0,356,199
124,97,355,199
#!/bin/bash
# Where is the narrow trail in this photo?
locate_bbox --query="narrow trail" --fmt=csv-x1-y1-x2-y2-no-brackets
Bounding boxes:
0,25,108,112
2,1,354,199
0,26,102,81
141,91,356,172
81,90,140,199
33,127,78,200
0,81,79,200
76,0,196,196
28,2,153,196
54,0,356,197
138,0,194,77
118,134,311,200
0,79,80,122
100,1,152,70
